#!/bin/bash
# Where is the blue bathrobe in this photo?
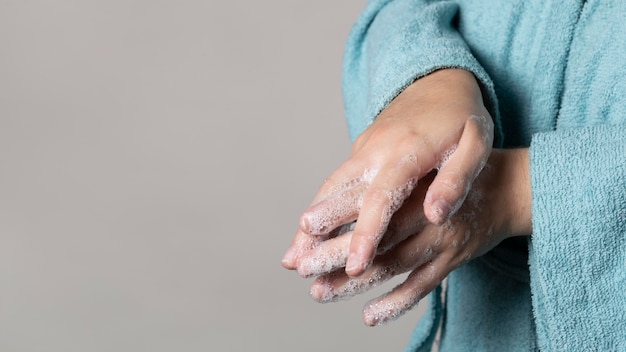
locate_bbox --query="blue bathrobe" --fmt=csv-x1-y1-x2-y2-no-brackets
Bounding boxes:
342,0,626,350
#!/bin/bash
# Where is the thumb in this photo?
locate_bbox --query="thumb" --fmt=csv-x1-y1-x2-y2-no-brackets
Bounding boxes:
423,115,493,225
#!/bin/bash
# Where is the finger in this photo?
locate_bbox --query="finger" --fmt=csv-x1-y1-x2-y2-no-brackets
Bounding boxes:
296,231,353,278
299,182,365,235
288,170,427,272
346,165,420,276
311,232,436,302
281,228,331,270
362,254,450,327
285,160,367,268
299,186,431,278
377,173,433,253
305,158,368,213
310,257,402,303
424,114,494,225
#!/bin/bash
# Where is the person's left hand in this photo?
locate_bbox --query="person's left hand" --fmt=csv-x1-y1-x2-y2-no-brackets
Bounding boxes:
294,149,532,326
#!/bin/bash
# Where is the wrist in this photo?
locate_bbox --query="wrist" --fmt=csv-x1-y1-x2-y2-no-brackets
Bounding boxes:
412,68,484,105
493,148,532,237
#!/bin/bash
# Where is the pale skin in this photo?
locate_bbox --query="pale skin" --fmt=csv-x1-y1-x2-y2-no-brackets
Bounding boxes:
281,68,532,325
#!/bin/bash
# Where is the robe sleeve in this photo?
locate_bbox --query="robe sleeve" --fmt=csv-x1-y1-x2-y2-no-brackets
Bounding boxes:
529,123,626,350
342,0,501,145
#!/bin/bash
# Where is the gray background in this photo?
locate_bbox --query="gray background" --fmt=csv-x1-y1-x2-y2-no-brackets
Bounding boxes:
0,1,425,351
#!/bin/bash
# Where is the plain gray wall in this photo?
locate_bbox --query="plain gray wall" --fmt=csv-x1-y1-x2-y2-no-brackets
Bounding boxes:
0,1,426,351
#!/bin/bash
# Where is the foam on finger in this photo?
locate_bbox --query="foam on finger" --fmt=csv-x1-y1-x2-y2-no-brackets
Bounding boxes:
296,231,353,277
310,260,403,303
281,229,330,269
300,169,377,235
362,260,440,326
346,174,419,275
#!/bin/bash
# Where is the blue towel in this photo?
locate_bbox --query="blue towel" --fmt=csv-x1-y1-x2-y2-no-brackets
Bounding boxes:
342,0,626,350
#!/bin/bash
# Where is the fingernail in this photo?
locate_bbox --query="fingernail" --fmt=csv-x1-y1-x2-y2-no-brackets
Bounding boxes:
296,257,314,278
431,199,451,225
345,253,359,273
310,282,332,303
346,253,366,276
299,214,310,232
363,297,400,326
281,248,296,268
363,299,385,326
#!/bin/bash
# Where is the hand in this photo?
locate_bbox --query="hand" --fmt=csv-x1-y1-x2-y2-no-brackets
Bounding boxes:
283,69,495,277
296,149,532,326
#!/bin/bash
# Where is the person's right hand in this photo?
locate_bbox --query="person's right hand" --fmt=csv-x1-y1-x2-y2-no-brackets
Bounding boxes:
282,69,495,277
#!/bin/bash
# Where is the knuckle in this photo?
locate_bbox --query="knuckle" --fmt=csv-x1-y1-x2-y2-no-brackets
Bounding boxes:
436,174,468,195
364,187,392,210
361,122,393,147
352,133,369,153
468,114,495,146
319,175,341,195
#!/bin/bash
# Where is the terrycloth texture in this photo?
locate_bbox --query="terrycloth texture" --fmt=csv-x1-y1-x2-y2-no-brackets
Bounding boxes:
404,285,443,352
530,125,626,351
342,0,502,145
342,0,626,350
440,246,537,351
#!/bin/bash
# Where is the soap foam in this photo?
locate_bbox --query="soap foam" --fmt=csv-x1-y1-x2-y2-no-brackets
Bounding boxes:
378,177,418,235
363,285,422,326
305,168,379,235
436,144,458,171
362,263,440,326
304,188,363,234
470,114,493,144
297,238,350,278
314,261,402,303
463,229,471,245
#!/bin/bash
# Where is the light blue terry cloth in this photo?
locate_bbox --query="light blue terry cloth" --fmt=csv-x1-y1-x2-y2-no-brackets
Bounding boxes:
342,0,502,145
406,246,538,352
403,285,442,352
454,0,586,147
529,124,626,351
527,2,626,349
439,245,538,352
